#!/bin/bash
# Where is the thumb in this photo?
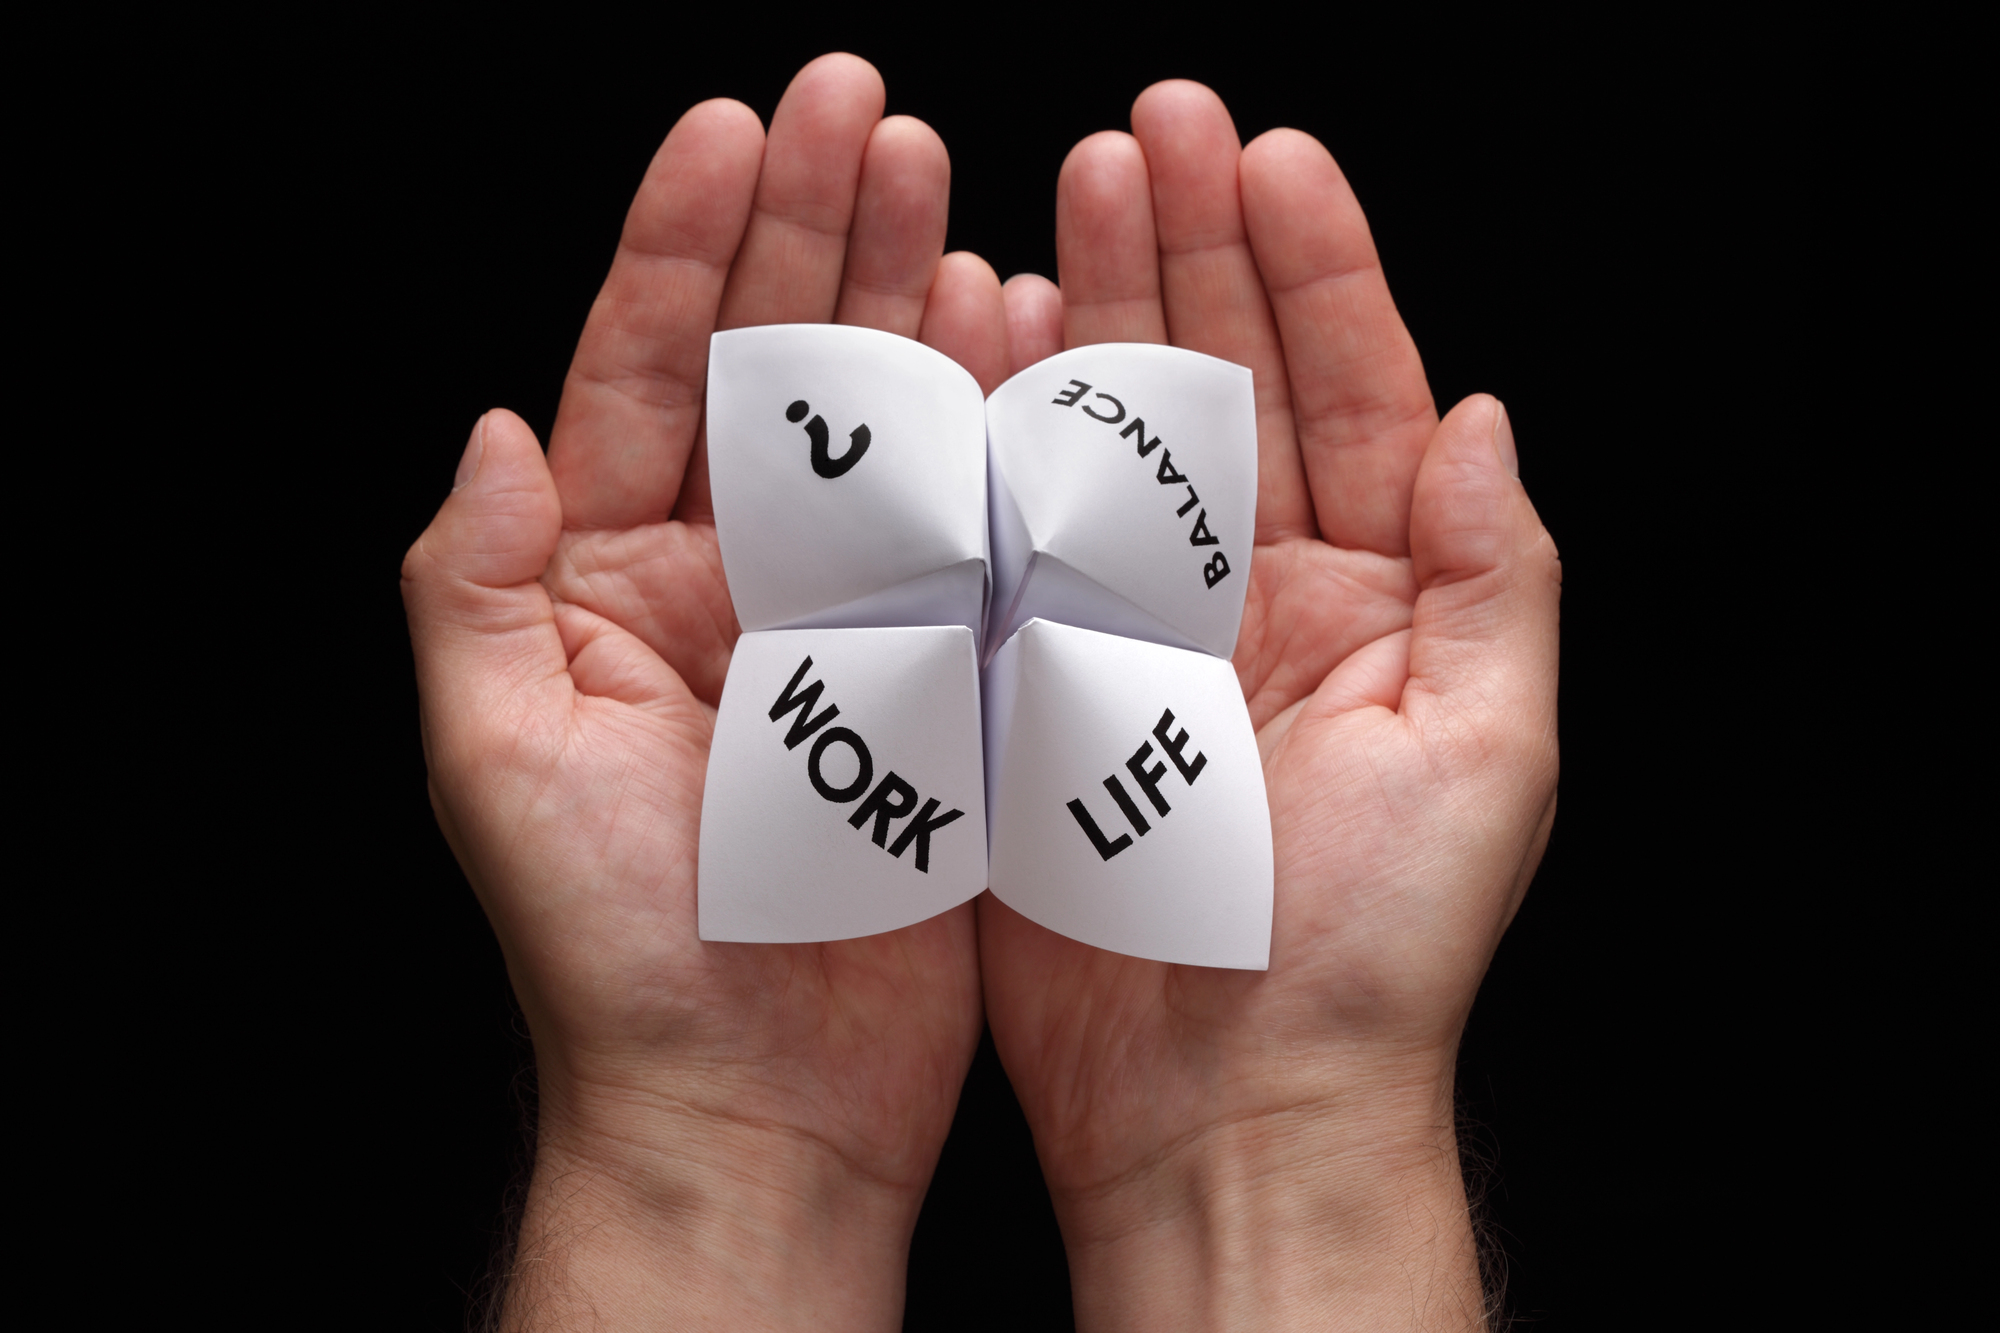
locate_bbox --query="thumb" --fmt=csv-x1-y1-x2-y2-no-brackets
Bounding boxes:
1403,395,1561,774
401,410,567,758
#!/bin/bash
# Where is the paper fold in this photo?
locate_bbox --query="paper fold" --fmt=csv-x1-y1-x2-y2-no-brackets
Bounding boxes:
708,324,989,642
984,620,1272,970
699,329,1272,967
700,627,987,943
985,344,1256,659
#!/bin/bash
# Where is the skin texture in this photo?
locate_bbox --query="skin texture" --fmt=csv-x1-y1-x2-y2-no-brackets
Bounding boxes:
979,83,1559,1331
404,57,1007,1331
403,59,1558,1333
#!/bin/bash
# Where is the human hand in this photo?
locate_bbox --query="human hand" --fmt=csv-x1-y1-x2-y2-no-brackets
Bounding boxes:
401,55,1008,1330
980,82,1560,1331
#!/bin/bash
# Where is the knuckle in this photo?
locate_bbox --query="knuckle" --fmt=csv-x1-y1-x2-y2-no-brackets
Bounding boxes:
399,533,439,594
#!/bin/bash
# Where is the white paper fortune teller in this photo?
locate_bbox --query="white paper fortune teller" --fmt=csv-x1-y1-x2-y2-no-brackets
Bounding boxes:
700,626,987,942
985,344,1256,661
699,326,1270,963
707,324,990,642
984,619,1273,970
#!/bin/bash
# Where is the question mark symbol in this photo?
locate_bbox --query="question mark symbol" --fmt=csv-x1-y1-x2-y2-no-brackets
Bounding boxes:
788,399,871,478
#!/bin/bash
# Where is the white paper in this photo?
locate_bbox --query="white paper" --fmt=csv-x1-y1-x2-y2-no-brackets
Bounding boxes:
699,627,987,942
985,344,1256,661
985,619,1272,970
707,324,990,642
700,329,1270,965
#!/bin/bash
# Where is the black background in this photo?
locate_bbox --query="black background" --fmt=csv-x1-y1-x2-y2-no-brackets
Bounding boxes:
184,14,1856,1329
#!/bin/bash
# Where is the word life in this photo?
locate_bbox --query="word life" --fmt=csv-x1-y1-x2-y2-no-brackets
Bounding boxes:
1051,379,1231,590
1064,708,1210,860
767,656,964,872
787,399,872,479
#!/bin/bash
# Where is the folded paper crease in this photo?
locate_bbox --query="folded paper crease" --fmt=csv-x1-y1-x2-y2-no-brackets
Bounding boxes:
700,330,1271,967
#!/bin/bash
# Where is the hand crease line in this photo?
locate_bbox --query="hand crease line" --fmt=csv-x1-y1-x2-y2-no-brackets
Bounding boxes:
611,236,739,274
1298,395,1437,449
580,1092,928,1199
1156,233,1255,263
564,363,705,416
1056,1094,1352,1209
1261,252,1385,301
1063,291,1167,312
748,205,856,247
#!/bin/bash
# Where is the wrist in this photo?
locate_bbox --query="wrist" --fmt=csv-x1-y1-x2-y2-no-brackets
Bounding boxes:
498,1071,927,1332
1049,1056,1485,1333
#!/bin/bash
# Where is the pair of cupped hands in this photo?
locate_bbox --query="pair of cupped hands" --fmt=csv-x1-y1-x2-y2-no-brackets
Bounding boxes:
403,54,1558,1333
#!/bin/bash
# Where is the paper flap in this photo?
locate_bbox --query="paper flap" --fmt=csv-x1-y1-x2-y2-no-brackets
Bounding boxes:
994,552,1208,663
700,626,987,942
985,620,1272,970
774,558,985,642
985,344,1256,658
708,324,988,635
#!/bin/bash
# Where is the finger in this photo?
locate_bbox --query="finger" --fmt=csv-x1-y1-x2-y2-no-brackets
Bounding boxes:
402,412,569,754
919,252,1010,395
1240,129,1437,556
547,100,765,532
1130,82,1315,542
1055,131,1166,347
832,116,950,338
715,53,886,329
1402,397,1560,774
1002,273,1063,376
673,56,885,528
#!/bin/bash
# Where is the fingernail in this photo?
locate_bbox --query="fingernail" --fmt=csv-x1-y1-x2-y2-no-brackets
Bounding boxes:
1493,402,1519,479
453,415,487,492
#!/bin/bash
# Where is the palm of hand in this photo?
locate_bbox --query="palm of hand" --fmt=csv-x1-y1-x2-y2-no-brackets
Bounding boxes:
978,85,1559,1205
479,520,980,1183
407,57,1009,1194
409,57,1558,1281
